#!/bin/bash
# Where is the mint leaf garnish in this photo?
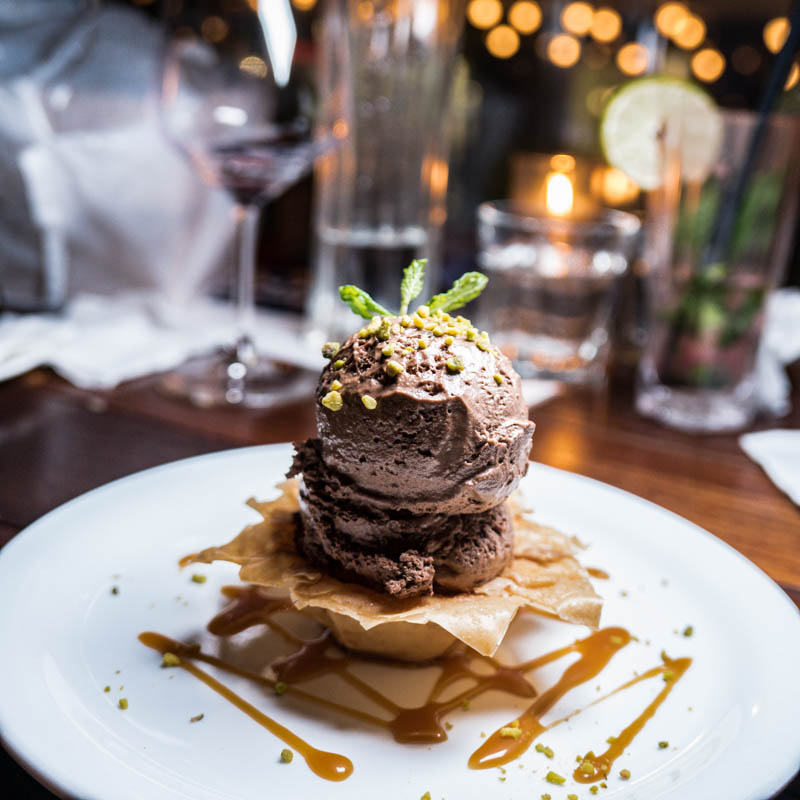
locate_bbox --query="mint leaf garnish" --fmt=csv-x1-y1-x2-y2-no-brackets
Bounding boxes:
399,258,427,315
338,285,393,319
426,272,488,313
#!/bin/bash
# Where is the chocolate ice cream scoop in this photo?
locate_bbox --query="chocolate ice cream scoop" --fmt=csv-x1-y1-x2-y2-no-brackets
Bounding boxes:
313,315,534,516
290,303,535,599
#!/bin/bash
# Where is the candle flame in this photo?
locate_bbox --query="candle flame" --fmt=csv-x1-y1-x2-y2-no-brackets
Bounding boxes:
546,171,574,216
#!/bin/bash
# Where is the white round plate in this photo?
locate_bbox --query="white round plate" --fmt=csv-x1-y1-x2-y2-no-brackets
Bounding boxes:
1,445,799,800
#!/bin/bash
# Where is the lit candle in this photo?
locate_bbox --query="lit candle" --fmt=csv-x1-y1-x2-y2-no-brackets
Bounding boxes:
545,170,574,216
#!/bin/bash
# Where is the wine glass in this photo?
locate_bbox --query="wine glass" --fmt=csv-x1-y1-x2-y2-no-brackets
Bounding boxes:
158,1,332,407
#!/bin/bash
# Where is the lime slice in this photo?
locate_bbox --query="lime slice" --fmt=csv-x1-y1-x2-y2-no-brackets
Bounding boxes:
600,76,723,190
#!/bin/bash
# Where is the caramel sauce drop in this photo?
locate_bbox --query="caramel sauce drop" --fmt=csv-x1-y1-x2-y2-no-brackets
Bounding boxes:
139,586,691,784
586,567,610,579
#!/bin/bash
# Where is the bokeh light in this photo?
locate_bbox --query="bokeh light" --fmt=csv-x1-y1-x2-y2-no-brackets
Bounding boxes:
508,1,542,35
591,166,640,206
763,17,790,54
590,7,622,43
239,55,268,78
291,0,317,9
550,153,576,172
616,42,649,75
547,33,582,68
691,48,725,82
731,45,761,76
654,2,688,38
486,24,520,58
200,15,228,43
786,62,800,90
467,0,503,30
561,2,595,36
672,14,706,50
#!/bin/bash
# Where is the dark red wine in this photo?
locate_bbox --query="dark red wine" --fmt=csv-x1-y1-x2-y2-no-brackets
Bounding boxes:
204,135,318,204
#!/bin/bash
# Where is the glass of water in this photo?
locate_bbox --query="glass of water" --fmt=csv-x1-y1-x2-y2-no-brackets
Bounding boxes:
473,201,641,384
306,0,465,341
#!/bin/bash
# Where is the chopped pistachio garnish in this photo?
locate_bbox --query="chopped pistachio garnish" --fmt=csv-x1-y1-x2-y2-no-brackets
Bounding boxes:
493,373,503,385
118,698,128,710
663,671,674,682
579,760,595,776
568,795,578,800
476,336,491,352
446,326,459,336
444,336,454,346
367,315,382,334
445,721,453,730
420,793,431,800
432,326,444,336
543,746,554,759
658,741,669,749
461,699,470,710
466,328,478,341
358,327,370,338
606,736,616,744
161,652,181,668
333,359,345,369
280,748,293,763
400,315,412,327
660,649,669,662
274,681,287,695
500,727,522,739
683,625,693,637
423,321,436,331
620,768,631,779
377,318,392,340
330,379,343,391
381,345,394,357
321,342,340,359
412,316,425,329
417,305,430,318
403,347,414,354
111,586,119,595
446,356,465,373
418,338,428,350
104,685,110,693
321,390,343,411
535,743,545,753
545,771,565,785
385,360,404,376
191,573,206,584
190,713,204,723
541,795,551,800
590,786,599,795
362,395,377,410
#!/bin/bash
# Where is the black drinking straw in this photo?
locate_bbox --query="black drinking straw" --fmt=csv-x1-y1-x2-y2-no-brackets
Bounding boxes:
701,0,800,270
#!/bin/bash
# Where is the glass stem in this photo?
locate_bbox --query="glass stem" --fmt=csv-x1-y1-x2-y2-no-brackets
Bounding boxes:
234,202,261,365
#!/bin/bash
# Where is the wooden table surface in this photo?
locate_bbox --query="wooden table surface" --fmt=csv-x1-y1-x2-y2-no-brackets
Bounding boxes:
1,367,799,799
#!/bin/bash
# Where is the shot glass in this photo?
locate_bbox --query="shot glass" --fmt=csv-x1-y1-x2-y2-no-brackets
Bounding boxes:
473,200,641,384
635,111,800,432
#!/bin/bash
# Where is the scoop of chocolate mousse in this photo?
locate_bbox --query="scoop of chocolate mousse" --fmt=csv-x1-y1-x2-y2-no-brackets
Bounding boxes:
289,309,534,599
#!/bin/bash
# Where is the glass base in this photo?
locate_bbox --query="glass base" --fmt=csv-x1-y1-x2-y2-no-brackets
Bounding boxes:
635,381,756,433
159,350,314,409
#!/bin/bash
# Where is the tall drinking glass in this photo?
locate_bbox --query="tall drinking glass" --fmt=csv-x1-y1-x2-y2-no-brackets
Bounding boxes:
636,111,800,432
159,2,335,407
306,0,465,342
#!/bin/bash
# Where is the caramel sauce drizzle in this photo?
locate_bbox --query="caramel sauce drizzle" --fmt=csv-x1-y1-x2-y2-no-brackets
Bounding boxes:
139,585,691,785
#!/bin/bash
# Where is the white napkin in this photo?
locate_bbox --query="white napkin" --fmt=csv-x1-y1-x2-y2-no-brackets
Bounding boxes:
0,292,323,390
755,288,800,416
740,430,800,507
